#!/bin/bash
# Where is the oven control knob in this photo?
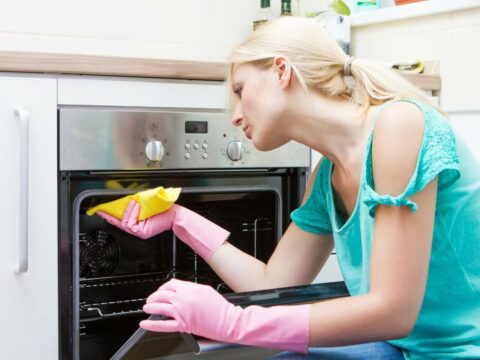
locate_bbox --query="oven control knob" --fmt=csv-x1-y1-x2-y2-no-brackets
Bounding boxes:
145,140,164,162
227,141,244,161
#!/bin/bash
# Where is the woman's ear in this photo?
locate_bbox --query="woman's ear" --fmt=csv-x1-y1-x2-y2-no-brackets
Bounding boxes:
273,56,293,89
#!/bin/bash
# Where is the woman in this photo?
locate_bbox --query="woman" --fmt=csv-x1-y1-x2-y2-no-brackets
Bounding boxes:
98,17,480,359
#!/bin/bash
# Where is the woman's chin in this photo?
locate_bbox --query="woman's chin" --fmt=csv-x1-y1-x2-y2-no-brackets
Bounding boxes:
251,137,282,152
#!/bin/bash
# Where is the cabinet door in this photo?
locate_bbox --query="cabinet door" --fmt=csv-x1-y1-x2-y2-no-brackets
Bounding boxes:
313,254,344,284
0,75,58,359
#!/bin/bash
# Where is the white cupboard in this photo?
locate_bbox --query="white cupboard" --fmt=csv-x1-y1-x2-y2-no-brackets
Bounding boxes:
0,75,58,359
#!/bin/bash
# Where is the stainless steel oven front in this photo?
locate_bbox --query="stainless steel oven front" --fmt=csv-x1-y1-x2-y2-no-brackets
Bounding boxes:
58,108,311,359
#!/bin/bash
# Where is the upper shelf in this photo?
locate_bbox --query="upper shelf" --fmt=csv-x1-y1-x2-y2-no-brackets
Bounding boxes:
351,0,480,27
0,50,440,91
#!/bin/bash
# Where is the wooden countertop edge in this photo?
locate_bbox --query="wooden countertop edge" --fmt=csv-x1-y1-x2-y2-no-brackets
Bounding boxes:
0,50,228,81
0,50,440,90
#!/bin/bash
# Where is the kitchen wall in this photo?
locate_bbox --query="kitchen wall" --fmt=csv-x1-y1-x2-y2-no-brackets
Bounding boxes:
0,0,327,61
352,4,480,158
1,0,479,156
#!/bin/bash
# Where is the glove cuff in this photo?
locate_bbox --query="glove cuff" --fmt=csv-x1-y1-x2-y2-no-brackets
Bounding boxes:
235,304,311,354
172,205,230,261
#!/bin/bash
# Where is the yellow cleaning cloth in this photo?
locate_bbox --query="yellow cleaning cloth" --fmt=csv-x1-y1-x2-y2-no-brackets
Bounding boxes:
86,186,181,221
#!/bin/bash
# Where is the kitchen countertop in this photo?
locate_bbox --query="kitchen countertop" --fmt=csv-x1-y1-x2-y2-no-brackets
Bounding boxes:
0,50,440,90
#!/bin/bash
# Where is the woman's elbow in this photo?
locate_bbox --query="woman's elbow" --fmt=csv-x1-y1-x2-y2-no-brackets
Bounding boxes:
393,318,415,339
374,294,419,339
389,306,419,339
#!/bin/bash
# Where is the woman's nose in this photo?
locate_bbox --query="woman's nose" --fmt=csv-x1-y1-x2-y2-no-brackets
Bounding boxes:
232,116,242,127
231,103,243,127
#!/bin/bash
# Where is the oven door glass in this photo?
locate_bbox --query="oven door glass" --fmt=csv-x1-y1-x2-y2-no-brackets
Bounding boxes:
73,186,283,359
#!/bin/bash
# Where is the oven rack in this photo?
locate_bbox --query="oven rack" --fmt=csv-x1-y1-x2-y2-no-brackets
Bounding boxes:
80,271,220,291
80,271,170,289
80,272,169,320
80,298,146,320
79,271,228,320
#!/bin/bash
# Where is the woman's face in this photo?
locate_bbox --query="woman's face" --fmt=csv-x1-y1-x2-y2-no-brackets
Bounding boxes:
230,62,291,151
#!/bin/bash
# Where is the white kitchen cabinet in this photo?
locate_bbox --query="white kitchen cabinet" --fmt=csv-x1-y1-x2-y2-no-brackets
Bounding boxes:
58,76,226,109
0,75,58,359
313,254,343,284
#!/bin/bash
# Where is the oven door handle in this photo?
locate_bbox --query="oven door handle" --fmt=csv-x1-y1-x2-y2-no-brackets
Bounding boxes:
183,334,245,354
14,109,29,274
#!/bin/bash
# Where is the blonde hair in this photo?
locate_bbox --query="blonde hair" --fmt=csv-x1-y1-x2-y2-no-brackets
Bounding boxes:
228,16,447,117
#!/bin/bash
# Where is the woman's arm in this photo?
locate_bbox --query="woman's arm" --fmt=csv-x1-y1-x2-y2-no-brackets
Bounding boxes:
208,161,334,292
309,177,437,345
209,222,333,292
308,101,436,345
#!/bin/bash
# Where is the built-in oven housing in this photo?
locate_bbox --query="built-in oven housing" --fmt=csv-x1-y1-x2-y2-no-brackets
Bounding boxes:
58,107,311,359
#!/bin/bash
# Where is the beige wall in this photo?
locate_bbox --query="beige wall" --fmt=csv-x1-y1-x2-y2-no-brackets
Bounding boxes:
0,0,326,61
351,6,480,112
351,6,480,157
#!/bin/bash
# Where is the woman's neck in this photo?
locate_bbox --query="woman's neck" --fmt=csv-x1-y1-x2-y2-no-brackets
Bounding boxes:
288,91,378,173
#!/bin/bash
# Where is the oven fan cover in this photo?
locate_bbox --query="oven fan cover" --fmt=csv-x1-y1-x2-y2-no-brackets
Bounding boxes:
80,230,120,278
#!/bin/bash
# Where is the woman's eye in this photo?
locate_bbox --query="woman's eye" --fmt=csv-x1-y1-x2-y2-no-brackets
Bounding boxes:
233,88,242,98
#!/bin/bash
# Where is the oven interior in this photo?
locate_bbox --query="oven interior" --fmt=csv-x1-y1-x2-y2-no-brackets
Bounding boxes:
72,184,280,359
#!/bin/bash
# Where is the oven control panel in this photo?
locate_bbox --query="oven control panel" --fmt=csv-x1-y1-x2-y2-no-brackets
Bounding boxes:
59,109,310,171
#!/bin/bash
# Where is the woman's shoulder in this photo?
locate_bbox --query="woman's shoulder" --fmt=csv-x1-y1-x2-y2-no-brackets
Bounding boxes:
374,99,454,156
374,100,425,143
369,98,459,192
378,98,449,129
372,100,425,161
370,101,425,196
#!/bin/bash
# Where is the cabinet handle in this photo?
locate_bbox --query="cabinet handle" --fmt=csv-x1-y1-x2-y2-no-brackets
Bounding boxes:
14,109,29,274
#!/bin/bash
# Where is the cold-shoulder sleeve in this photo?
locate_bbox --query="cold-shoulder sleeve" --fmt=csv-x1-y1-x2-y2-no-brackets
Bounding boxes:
290,158,333,234
363,101,461,217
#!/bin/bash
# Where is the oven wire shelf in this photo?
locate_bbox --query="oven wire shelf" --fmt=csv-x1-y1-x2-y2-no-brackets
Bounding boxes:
79,271,227,321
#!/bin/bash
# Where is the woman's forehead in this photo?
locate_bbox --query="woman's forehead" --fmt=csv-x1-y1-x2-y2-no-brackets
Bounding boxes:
231,63,261,83
231,63,245,88
231,63,246,78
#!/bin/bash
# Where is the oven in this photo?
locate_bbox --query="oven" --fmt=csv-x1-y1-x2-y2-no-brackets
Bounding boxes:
58,105,312,359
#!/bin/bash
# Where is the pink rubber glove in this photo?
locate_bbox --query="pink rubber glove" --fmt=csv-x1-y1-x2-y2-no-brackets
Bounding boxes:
140,279,311,354
97,200,230,261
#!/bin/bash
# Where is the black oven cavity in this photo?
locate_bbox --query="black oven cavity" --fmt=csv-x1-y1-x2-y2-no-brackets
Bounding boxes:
59,170,306,359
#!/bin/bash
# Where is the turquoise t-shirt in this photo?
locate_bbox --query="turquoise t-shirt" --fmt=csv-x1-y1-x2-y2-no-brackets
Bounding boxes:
291,99,480,359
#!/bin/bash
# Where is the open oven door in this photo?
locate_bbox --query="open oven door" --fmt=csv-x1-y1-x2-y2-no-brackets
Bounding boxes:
110,282,349,360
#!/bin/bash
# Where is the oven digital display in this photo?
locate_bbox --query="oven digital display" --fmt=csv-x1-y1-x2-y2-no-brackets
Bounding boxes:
185,121,208,134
